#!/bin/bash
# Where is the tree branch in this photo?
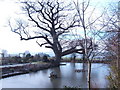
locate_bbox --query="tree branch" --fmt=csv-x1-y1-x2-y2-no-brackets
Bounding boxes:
62,48,84,56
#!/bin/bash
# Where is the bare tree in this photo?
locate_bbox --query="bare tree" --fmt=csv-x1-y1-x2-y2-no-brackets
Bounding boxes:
103,2,120,88
73,0,106,89
9,0,84,66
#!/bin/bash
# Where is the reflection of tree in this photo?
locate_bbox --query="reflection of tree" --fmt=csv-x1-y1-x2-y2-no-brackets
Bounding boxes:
90,70,99,88
42,69,48,74
51,67,61,77
69,63,76,78
81,71,87,88
63,63,78,86
82,62,87,71
69,63,77,82
70,62,76,68
50,67,62,88
1,49,8,60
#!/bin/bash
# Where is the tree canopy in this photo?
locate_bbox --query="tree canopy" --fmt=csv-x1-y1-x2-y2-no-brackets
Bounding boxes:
9,0,86,64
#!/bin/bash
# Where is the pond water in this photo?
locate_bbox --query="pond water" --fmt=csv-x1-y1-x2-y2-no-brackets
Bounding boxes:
0,63,110,88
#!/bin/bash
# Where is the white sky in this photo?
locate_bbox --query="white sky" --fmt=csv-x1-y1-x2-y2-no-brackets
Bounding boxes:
0,0,53,55
0,0,118,55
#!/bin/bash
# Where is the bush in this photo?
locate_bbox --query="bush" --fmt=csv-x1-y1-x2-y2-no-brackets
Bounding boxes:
107,65,120,89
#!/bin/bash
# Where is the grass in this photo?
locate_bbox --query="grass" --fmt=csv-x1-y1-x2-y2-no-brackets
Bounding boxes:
31,61,48,64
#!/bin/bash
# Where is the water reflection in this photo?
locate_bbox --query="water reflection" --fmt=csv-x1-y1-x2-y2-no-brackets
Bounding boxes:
1,63,109,88
49,67,62,88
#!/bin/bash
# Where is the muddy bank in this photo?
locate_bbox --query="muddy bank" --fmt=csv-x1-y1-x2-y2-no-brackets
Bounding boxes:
1,62,60,78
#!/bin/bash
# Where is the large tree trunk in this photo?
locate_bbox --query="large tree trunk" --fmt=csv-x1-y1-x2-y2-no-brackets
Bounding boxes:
53,49,62,66
82,54,86,70
55,54,61,66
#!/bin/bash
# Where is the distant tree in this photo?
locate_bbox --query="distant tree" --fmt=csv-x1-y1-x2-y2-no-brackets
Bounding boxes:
11,56,21,64
26,53,31,58
71,53,77,62
34,54,41,61
23,50,30,57
1,49,8,59
43,55,49,62
24,53,32,62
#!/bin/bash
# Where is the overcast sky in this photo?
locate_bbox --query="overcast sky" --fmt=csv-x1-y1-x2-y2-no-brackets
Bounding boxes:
0,0,118,55
0,0,54,55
